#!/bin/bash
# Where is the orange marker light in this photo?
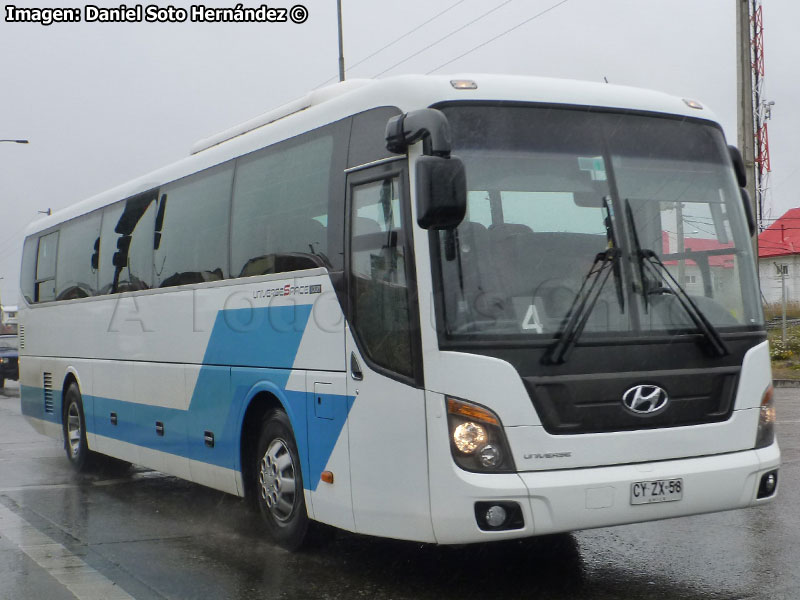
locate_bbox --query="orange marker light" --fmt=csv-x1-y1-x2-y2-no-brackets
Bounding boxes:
321,471,334,484
447,397,499,425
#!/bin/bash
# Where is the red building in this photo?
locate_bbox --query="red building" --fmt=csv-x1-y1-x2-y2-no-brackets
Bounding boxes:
758,208,800,303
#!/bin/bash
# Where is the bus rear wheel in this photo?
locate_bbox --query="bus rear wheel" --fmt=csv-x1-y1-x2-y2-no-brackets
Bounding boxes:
255,410,310,550
63,384,132,474
63,383,96,472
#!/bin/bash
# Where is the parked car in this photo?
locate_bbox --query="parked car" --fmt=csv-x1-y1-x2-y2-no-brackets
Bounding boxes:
0,335,19,388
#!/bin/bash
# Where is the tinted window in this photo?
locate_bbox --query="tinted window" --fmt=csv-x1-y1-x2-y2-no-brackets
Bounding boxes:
347,106,402,168
56,211,102,300
20,237,37,304
155,163,233,288
35,231,58,302
99,190,158,293
231,133,333,278
349,176,413,377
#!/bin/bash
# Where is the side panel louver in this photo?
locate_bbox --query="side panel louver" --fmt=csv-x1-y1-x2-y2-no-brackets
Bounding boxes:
43,372,54,414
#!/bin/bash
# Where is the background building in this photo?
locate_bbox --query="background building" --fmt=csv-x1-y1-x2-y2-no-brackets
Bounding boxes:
0,304,18,334
758,208,800,304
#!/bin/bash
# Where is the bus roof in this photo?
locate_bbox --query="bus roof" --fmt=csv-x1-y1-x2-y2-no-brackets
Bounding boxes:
25,73,719,237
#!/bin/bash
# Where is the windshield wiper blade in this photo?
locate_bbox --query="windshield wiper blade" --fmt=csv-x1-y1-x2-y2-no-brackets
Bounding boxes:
544,197,624,365
624,198,727,357
544,247,619,365
638,249,729,357
624,199,649,311
602,197,626,312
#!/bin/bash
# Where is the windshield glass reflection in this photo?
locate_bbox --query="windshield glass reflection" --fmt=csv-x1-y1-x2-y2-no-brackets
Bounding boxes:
434,105,762,341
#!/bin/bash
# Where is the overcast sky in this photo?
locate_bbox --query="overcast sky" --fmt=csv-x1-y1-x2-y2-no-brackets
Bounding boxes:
1,0,798,305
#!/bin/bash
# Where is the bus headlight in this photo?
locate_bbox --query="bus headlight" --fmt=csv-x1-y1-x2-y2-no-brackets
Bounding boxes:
446,397,515,473
755,385,776,449
453,422,488,453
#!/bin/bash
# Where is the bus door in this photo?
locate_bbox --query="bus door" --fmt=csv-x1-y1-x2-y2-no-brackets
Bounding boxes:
344,161,435,542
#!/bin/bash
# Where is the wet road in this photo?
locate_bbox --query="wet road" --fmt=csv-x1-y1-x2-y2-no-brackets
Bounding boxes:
0,380,797,600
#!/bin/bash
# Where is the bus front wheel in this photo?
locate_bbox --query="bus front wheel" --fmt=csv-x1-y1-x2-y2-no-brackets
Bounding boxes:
255,410,310,550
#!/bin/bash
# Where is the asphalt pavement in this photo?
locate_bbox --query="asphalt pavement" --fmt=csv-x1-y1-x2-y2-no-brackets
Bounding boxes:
0,379,797,600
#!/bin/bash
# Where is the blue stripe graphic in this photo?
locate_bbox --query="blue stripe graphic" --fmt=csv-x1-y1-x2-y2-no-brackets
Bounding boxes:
22,304,354,492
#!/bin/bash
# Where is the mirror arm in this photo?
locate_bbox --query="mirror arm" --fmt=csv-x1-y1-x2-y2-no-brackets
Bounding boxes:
727,145,757,237
740,188,757,237
385,109,452,158
728,145,747,188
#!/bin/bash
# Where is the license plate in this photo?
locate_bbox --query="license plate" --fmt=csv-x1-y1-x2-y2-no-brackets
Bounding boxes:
630,478,683,505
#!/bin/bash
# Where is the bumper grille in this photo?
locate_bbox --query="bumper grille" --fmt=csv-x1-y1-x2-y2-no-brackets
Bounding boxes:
523,368,739,434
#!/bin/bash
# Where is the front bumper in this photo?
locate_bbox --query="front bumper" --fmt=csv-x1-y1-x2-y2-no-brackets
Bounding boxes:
429,441,780,544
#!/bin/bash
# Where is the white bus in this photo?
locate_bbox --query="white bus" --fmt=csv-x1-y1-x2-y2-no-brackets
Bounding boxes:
18,75,779,549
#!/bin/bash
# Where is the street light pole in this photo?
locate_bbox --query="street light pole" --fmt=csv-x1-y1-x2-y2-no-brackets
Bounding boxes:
337,0,345,82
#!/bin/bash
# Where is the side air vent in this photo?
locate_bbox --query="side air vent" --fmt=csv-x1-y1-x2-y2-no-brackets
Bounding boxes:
43,372,54,414
18,326,25,350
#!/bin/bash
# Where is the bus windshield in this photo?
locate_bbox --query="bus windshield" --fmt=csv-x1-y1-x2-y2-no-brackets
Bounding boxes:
434,105,763,341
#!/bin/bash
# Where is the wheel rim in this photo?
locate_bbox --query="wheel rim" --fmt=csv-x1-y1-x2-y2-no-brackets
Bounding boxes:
66,402,82,458
258,438,297,523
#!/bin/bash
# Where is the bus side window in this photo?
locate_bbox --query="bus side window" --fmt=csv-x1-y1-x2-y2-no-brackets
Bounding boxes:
99,191,158,294
231,134,333,278
155,163,233,288
347,106,402,169
20,237,37,304
34,231,59,303
55,211,102,300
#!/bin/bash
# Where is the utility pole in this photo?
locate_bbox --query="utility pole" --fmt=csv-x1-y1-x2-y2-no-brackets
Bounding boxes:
337,0,345,82
776,263,787,343
736,0,758,244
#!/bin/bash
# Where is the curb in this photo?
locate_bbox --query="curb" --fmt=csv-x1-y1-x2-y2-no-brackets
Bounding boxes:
773,379,800,388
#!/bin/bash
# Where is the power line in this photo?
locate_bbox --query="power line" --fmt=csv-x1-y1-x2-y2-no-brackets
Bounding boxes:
373,0,517,78
427,0,571,74
313,0,469,89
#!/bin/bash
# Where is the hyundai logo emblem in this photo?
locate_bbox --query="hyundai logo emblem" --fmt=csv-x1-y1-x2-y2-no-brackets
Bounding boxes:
622,385,669,414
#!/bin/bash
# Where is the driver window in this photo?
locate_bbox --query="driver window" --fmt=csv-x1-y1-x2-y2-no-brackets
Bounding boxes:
349,176,413,377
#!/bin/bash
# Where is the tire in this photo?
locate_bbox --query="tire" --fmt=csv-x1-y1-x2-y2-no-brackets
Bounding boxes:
255,410,310,550
63,383,97,472
0,377,4,389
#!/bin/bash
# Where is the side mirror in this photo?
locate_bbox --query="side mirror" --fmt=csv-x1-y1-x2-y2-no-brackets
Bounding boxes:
728,145,747,188
739,188,757,237
728,146,756,237
415,155,467,230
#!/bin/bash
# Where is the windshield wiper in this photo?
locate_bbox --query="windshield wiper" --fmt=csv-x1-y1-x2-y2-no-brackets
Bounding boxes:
543,247,619,364
623,198,728,357
636,248,729,357
544,197,623,365
624,200,650,312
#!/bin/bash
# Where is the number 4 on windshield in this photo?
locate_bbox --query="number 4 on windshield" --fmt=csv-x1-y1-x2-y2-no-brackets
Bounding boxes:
522,303,543,333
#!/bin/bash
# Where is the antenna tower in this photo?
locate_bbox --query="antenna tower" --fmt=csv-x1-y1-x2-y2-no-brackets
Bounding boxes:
750,0,772,228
